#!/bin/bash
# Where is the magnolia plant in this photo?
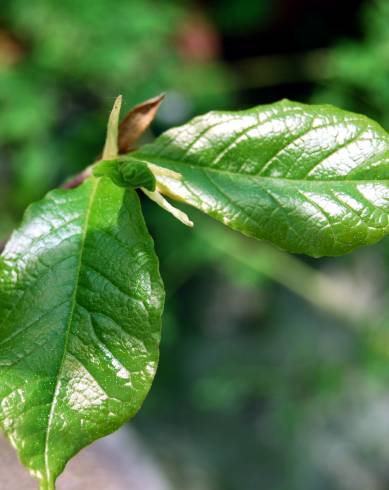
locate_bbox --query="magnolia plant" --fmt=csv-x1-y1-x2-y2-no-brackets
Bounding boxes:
1,94,389,489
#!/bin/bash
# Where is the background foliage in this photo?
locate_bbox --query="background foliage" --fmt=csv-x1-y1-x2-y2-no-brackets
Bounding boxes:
1,0,389,488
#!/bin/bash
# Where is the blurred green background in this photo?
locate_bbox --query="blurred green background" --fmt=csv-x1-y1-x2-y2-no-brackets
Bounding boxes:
2,1,389,489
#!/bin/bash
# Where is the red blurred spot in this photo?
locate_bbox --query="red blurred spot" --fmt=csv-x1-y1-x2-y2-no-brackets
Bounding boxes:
176,12,221,62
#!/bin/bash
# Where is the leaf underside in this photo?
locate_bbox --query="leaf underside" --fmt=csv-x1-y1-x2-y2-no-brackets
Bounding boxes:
134,99,389,257
0,177,164,488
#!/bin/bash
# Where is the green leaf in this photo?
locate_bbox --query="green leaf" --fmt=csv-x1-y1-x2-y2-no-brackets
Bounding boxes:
93,158,156,191
121,159,156,191
102,95,122,160
93,159,125,186
0,176,164,489
134,99,389,257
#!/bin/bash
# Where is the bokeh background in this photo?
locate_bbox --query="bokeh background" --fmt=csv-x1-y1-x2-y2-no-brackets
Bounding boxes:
1,1,389,489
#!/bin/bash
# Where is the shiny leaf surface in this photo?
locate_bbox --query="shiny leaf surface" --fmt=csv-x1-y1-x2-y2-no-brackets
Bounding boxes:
0,177,164,489
135,99,389,256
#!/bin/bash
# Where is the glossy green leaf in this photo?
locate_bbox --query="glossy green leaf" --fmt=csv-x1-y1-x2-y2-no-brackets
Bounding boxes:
0,176,164,489
134,99,389,257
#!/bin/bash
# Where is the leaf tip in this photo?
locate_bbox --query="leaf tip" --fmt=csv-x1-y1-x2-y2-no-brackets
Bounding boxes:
118,94,166,153
103,95,123,160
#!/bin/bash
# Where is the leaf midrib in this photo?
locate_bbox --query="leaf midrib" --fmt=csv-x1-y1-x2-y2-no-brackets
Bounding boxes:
43,177,99,486
137,154,389,185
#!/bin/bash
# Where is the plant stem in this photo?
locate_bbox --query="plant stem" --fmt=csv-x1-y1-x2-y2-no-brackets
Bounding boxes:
40,478,55,490
196,223,368,326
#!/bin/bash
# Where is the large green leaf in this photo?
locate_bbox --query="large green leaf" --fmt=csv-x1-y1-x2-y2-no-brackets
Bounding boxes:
134,99,389,257
0,176,164,489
